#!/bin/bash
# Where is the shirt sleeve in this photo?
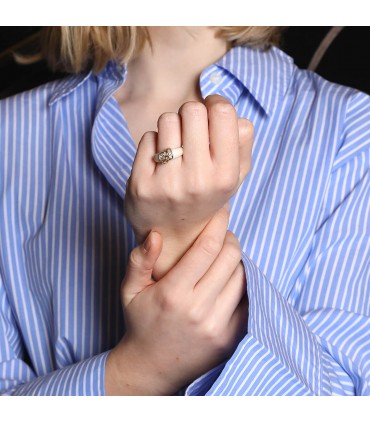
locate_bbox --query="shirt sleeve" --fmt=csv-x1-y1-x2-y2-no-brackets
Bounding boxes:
188,90,370,396
0,272,110,396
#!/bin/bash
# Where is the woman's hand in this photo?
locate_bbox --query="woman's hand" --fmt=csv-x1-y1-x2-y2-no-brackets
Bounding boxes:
124,94,253,280
105,204,248,396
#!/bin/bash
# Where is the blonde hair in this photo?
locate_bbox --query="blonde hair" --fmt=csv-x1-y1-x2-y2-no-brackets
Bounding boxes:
15,26,283,75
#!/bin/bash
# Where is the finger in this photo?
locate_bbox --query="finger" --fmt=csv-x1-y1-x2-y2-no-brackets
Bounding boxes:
223,293,249,349
208,293,248,359
122,231,163,306
155,112,183,173
204,95,239,176
214,262,247,323
237,118,254,185
194,231,242,305
131,131,158,180
162,204,230,289
178,101,211,171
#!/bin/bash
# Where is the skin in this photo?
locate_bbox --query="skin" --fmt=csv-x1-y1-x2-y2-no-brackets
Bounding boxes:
105,27,254,395
106,206,248,395
125,94,253,281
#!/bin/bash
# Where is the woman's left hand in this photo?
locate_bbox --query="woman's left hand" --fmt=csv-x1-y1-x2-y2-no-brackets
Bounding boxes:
124,94,253,280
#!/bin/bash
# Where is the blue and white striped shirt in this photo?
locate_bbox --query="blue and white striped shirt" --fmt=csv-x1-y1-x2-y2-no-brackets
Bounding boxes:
0,45,369,396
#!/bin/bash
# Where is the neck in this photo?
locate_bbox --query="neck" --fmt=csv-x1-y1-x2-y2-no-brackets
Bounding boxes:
116,27,230,105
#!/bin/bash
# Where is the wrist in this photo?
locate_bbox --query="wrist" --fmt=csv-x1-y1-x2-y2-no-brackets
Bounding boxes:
105,338,175,396
134,219,212,281
152,224,212,280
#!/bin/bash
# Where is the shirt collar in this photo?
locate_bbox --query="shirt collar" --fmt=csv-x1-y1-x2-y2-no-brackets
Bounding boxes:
48,45,295,115
48,56,128,106
214,45,295,115
48,70,93,106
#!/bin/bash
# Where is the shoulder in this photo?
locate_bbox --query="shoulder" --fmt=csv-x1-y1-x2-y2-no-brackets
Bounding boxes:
255,47,370,163
0,72,96,196
290,63,370,166
231,45,368,119
297,68,370,146
280,46,370,113
0,79,59,172
0,71,96,150
265,47,370,139
0,79,56,125
0,70,93,117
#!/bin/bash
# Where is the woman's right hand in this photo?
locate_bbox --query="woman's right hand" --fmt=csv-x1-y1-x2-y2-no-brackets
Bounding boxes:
105,204,248,395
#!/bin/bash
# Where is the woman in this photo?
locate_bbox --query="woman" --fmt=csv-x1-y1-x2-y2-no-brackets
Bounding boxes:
0,27,369,396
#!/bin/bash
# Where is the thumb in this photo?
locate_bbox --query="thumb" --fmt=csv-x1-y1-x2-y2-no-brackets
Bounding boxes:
122,231,163,304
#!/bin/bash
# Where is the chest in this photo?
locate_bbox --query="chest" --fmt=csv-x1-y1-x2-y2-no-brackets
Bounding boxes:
115,100,159,148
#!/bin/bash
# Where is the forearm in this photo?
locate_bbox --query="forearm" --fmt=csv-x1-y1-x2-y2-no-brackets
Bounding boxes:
105,339,177,396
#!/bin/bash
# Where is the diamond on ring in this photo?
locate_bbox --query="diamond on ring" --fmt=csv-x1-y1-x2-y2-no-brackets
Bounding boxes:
157,148,173,164
154,146,184,164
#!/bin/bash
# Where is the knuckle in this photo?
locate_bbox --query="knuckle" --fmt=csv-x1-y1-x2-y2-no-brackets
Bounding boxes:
225,229,239,244
161,179,185,204
157,112,180,126
179,101,207,117
140,130,157,143
188,304,205,324
219,173,237,193
240,159,252,181
229,230,241,247
209,206,229,229
236,262,246,280
128,248,142,269
120,278,127,295
185,175,208,197
217,205,230,222
238,118,254,138
198,235,222,257
203,320,217,338
202,319,224,345
210,102,236,118
156,288,178,312
225,245,242,263
224,233,242,262
131,180,150,201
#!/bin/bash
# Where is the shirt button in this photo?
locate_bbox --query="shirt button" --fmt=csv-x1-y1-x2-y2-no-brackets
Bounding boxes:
210,72,222,84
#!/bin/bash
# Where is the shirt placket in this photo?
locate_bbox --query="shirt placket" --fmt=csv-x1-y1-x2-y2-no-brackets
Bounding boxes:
90,61,135,199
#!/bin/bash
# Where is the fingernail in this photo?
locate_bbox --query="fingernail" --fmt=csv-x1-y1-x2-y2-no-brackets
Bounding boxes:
223,202,230,212
143,231,152,254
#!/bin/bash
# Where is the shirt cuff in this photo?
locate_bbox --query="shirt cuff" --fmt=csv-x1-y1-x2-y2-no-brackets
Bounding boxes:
205,252,322,395
185,252,324,396
184,361,227,396
8,351,110,396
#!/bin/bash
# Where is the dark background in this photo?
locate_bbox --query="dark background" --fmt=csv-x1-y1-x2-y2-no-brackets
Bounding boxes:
1,27,369,99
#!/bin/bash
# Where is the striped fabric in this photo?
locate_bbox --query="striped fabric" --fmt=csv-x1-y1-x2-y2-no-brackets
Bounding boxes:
0,45,369,396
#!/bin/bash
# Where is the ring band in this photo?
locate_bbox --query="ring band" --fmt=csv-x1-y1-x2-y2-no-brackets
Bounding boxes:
153,146,184,164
